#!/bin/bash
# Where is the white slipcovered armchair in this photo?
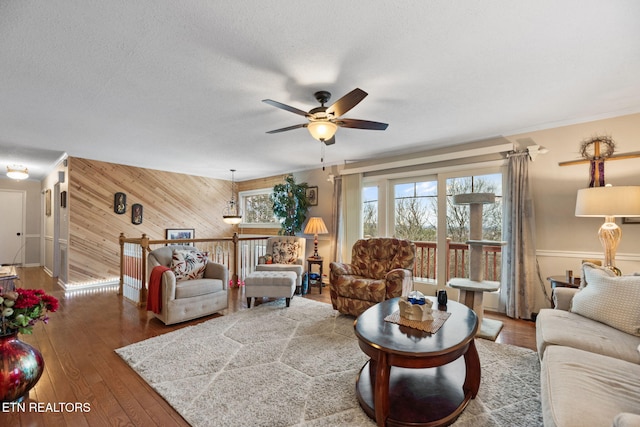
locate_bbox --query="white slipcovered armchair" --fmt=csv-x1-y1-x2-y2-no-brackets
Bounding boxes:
147,245,228,325
256,236,306,292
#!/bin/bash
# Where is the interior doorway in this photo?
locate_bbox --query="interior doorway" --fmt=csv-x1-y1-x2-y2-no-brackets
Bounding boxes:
0,190,25,265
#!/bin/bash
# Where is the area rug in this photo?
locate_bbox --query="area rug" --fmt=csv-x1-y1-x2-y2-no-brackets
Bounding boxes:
116,298,542,427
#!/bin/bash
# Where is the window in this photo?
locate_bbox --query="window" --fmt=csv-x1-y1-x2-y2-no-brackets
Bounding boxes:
363,186,378,237
446,173,502,244
363,168,503,283
446,173,502,280
393,179,437,241
239,189,278,227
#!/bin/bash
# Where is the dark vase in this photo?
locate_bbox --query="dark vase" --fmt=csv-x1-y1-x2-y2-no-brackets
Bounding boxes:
437,290,448,306
0,331,44,402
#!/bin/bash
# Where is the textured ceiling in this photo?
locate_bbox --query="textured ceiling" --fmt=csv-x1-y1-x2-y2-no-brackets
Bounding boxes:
1,1,640,181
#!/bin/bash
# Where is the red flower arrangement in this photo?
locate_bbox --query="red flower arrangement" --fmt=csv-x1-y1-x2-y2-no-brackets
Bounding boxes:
1,288,59,335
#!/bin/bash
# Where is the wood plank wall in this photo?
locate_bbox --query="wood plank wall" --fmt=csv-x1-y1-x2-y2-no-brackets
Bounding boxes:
67,157,236,283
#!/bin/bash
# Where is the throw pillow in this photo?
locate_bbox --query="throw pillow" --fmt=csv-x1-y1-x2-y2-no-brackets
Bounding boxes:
579,261,615,288
171,249,208,280
271,241,299,264
571,264,640,336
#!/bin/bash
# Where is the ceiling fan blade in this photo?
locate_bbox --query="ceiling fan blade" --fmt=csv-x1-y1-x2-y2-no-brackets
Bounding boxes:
266,123,307,134
323,136,336,146
337,118,388,130
262,99,309,117
326,88,367,117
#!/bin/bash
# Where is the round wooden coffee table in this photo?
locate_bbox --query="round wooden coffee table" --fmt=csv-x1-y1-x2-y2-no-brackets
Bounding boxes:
354,297,480,427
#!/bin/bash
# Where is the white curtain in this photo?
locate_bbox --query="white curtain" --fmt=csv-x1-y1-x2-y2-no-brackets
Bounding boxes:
500,151,538,319
330,175,343,263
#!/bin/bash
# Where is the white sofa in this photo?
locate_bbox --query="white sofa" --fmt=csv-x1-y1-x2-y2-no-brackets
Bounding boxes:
536,263,640,427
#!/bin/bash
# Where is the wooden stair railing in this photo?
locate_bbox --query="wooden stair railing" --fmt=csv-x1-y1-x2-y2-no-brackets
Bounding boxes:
118,233,268,307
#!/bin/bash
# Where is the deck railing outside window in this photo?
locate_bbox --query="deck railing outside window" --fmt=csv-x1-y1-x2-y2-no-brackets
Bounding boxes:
413,239,502,282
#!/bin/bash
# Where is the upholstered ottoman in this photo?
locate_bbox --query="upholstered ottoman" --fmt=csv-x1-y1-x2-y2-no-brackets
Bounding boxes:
245,271,297,308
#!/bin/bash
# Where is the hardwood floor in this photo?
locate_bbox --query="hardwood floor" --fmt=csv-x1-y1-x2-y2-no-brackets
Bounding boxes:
5,267,536,426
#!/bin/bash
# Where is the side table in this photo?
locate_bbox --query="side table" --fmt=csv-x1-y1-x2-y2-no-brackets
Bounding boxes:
547,275,581,289
307,257,323,294
547,275,581,308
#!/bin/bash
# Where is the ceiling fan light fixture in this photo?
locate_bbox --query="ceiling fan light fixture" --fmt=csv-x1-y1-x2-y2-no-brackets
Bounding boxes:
6,165,29,180
307,120,337,142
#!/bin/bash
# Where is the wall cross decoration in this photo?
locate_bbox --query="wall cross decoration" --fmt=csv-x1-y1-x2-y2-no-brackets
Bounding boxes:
559,136,640,187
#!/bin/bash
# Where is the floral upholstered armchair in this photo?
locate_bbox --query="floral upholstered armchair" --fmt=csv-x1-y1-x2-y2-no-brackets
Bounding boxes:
330,238,416,316
256,236,306,291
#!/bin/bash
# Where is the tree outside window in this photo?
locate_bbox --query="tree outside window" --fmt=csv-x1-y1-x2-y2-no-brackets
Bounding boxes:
394,181,437,241
363,186,378,237
445,173,502,280
240,190,278,225
445,174,502,244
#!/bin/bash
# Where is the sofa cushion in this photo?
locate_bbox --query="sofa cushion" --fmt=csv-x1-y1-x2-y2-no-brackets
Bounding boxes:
571,264,640,336
171,249,208,280
255,263,303,276
271,241,300,264
613,413,640,427
536,308,640,364
541,346,640,427
175,278,224,299
332,275,387,302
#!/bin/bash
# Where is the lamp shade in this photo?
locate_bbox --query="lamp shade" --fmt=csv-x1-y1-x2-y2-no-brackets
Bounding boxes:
575,186,640,217
307,121,337,142
304,217,329,235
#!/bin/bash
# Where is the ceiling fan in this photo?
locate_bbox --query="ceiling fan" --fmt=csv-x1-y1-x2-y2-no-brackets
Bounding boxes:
262,88,388,145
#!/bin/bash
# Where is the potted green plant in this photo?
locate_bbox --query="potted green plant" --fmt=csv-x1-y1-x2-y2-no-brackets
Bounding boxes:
271,175,310,236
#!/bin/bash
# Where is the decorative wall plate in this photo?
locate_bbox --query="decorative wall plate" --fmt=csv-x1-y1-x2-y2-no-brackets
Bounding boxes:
131,203,143,225
114,192,127,214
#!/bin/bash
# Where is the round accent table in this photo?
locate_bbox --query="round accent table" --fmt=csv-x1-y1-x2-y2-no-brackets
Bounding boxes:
354,297,480,427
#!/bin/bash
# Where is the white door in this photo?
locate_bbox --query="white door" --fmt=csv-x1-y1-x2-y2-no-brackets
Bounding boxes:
0,190,25,265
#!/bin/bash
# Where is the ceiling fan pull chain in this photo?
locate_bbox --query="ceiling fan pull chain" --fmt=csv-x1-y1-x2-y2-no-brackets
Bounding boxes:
321,141,326,171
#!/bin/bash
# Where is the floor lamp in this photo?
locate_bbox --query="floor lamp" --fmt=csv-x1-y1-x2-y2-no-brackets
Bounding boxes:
575,185,640,274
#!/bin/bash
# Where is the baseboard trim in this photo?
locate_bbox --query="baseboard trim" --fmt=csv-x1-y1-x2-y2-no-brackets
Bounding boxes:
60,279,119,291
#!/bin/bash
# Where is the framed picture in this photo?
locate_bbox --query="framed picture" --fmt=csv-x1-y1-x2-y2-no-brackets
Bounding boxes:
131,203,143,225
623,217,640,224
114,192,127,214
306,186,318,206
166,228,195,245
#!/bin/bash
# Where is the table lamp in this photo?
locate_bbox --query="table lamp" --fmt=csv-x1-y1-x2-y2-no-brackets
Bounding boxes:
304,217,328,259
575,185,640,274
